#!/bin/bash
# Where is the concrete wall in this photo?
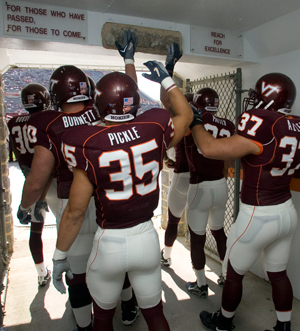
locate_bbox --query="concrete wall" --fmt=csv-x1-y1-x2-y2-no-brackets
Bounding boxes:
0,72,14,256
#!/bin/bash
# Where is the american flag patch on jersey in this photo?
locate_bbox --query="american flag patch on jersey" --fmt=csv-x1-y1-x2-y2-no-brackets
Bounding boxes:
124,97,133,105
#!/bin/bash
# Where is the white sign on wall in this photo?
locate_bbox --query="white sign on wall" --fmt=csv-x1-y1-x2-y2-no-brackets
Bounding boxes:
3,1,87,43
190,26,243,59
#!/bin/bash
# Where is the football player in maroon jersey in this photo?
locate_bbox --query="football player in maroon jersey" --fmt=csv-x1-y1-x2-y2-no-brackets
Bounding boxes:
52,61,192,331
192,73,297,331
184,88,235,298
9,83,54,287
18,30,142,330
160,43,191,268
18,66,98,331
114,29,141,326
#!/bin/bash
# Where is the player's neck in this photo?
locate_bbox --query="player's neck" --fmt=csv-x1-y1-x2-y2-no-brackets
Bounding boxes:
105,120,124,127
61,102,86,113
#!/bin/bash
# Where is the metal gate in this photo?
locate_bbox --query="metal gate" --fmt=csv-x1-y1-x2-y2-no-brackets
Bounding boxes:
186,68,243,260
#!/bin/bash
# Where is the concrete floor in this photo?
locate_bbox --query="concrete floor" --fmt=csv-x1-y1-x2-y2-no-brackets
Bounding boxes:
3,162,300,330
3,224,300,331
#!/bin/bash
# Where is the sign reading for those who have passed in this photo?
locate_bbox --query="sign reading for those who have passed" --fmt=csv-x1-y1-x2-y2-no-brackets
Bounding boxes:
3,1,88,43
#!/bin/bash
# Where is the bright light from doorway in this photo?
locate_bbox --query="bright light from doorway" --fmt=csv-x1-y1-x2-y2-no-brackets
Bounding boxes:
137,72,161,102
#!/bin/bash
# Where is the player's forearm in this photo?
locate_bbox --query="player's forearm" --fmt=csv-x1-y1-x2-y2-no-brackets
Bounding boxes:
21,175,47,208
191,125,226,159
125,63,137,83
168,87,192,119
39,175,54,201
191,125,259,160
167,87,193,148
160,85,174,115
56,204,85,252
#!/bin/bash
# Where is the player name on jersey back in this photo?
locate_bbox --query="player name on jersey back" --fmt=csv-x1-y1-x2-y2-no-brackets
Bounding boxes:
108,126,140,146
212,116,227,126
62,109,98,128
287,119,300,132
15,115,30,122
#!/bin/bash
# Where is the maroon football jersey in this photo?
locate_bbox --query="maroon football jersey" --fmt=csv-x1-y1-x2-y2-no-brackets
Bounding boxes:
7,114,35,171
27,100,100,198
238,108,300,206
61,108,174,229
174,139,189,173
185,110,235,184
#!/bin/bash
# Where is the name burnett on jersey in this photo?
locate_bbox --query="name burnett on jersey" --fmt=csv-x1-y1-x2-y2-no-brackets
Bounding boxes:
287,120,300,132
108,127,140,146
212,116,227,126
62,109,97,128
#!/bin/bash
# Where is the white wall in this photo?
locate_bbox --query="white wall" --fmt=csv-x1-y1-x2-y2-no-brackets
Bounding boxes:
240,48,300,116
0,48,10,73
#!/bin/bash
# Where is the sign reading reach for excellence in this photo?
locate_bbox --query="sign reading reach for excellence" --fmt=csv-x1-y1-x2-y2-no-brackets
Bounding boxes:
190,25,243,59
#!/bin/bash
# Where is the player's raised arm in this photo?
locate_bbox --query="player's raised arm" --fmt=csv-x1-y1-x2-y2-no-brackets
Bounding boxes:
160,43,182,114
116,29,138,83
142,60,193,148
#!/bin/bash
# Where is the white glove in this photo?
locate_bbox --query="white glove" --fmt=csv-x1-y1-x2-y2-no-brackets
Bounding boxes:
34,200,49,222
17,205,32,224
52,249,74,294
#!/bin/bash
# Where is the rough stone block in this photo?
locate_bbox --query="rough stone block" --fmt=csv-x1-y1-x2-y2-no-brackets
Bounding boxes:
161,198,168,208
161,171,171,187
102,22,182,56
2,174,10,190
161,188,168,201
177,222,186,237
1,144,8,163
161,220,167,230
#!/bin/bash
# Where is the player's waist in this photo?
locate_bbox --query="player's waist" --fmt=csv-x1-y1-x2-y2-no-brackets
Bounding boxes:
240,199,294,215
189,177,226,186
96,220,154,237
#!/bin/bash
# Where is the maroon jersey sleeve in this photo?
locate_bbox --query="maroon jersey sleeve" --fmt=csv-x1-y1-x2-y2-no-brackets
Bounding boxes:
237,108,300,205
7,114,34,170
62,108,174,229
185,111,235,184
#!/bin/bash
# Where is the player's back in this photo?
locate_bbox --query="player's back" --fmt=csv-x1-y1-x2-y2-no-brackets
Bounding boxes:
7,114,34,172
185,110,235,183
62,108,174,229
239,108,300,205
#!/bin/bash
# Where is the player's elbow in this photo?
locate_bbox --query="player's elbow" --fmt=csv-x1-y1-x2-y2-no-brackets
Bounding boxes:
201,147,217,159
66,207,86,225
198,143,223,160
